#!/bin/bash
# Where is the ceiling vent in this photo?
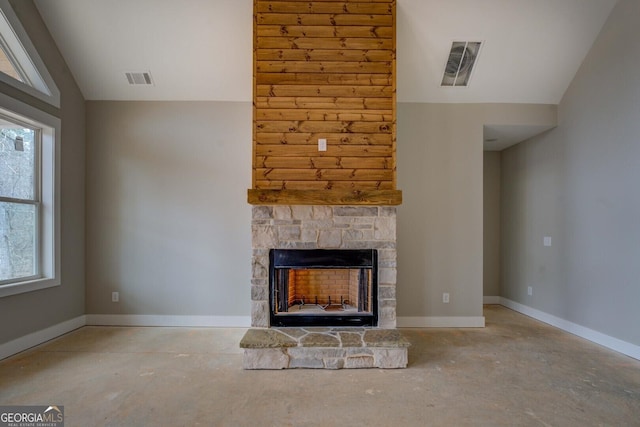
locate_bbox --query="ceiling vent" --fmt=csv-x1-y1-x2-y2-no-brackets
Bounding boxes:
441,41,481,87
125,71,153,86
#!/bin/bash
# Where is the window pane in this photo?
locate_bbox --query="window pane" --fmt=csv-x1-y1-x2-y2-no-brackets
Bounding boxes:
0,44,23,82
0,121,35,200
0,201,36,281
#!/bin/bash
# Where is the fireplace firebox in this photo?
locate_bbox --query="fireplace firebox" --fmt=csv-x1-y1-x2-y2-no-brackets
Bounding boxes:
269,249,378,327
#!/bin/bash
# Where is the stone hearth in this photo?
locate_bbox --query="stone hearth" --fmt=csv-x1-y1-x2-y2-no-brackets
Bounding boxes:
241,327,409,369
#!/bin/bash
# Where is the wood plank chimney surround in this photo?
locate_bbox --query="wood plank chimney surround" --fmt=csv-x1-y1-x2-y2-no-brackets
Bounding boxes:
248,0,401,206
241,0,408,369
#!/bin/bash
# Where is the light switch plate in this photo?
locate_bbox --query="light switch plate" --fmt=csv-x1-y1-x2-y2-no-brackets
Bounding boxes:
544,236,552,247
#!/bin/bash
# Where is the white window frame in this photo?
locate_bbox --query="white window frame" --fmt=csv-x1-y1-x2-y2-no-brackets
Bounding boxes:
0,92,59,297
0,0,60,108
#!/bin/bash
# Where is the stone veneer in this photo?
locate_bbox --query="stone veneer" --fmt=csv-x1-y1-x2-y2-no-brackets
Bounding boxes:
244,205,407,369
240,327,409,369
251,205,398,328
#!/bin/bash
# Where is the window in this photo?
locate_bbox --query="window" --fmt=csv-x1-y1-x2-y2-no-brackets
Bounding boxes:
0,114,38,283
0,100,58,297
0,0,60,107
0,0,60,297
0,43,23,81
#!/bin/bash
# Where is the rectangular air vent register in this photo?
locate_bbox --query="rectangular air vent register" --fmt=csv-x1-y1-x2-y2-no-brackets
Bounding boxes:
441,41,482,87
125,71,153,86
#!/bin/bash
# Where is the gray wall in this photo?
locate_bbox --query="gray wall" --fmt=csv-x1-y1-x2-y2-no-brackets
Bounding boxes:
4,0,635,349
396,103,556,319
501,0,640,345
483,151,501,297
0,1,85,344
84,101,554,322
85,101,251,316
397,104,484,318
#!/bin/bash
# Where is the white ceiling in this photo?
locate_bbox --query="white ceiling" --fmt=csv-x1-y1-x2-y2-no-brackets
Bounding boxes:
396,0,616,104
33,0,617,148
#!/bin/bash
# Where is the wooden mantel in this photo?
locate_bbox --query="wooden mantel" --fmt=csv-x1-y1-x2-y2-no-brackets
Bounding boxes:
249,0,401,206
247,188,402,205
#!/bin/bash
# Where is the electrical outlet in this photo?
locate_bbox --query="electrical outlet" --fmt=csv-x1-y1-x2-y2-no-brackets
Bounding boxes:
112,291,119,302
443,293,450,303
318,138,327,151
527,286,533,296
544,236,552,247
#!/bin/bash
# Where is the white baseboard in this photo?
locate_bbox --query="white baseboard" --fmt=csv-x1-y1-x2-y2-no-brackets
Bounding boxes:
86,314,251,328
398,316,485,328
0,315,86,361
500,298,640,361
1,314,251,360
483,296,501,304
5,305,637,362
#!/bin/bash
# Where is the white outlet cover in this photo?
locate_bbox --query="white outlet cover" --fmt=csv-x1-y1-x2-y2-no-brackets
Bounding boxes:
318,138,327,151
544,236,552,246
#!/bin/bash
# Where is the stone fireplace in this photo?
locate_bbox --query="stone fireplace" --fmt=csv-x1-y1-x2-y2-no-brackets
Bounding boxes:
250,205,398,329
240,205,408,369
242,0,405,368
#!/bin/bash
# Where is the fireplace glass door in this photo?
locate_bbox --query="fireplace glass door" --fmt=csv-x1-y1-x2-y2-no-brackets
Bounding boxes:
269,249,378,327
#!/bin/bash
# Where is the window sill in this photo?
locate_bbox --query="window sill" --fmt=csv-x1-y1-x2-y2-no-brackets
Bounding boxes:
0,276,60,298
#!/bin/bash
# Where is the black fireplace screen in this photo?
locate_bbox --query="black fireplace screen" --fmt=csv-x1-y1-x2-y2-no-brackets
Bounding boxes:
269,249,378,327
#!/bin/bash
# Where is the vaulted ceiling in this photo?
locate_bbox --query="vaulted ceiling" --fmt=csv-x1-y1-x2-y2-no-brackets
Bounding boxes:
33,0,617,149
34,0,617,103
